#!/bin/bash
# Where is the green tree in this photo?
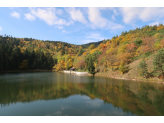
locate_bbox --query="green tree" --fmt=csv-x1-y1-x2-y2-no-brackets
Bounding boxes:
0,44,4,71
133,38,142,47
78,47,83,56
46,53,54,69
87,55,95,76
138,59,148,78
11,47,21,70
66,60,70,70
89,44,96,50
119,61,126,74
153,49,164,78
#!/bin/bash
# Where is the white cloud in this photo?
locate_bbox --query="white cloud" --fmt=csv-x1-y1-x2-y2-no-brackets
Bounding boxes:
56,9,63,15
149,22,160,26
139,8,164,21
28,8,73,26
0,26,2,31
88,7,124,30
11,11,20,19
55,26,63,29
30,8,57,25
67,7,87,24
82,32,107,44
53,19,73,26
120,7,164,24
112,15,115,21
119,8,141,24
109,22,124,29
81,32,113,44
88,7,108,28
86,33,105,41
24,13,35,21
109,7,119,16
62,30,66,33
82,40,96,44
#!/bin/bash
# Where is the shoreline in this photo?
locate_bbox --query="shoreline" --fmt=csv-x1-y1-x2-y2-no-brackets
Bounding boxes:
58,70,164,84
1,69,164,84
0,69,52,74
94,72,164,84
61,70,164,83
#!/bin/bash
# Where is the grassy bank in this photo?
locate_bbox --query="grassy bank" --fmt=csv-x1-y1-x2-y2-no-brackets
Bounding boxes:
94,72,164,83
94,53,164,83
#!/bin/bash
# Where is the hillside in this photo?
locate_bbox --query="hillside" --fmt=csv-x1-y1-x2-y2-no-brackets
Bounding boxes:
1,24,164,82
79,40,103,49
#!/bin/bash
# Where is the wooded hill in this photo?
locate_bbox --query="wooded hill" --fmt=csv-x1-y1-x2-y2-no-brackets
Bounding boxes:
79,40,103,49
1,24,164,80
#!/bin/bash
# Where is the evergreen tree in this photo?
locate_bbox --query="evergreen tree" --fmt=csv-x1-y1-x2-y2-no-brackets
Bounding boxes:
11,47,21,70
78,47,83,56
153,49,164,78
61,49,65,55
47,53,54,69
87,55,95,76
121,31,125,36
138,59,148,78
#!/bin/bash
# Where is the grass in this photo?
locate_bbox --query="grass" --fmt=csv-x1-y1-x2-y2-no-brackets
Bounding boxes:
132,51,153,61
76,69,88,72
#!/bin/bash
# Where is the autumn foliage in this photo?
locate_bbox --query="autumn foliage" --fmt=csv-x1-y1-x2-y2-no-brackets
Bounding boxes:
1,24,164,80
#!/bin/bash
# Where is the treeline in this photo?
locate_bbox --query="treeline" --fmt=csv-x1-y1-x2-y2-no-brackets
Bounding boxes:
59,24,164,78
0,42,54,71
1,24,164,78
79,40,103,49
0,34,78,72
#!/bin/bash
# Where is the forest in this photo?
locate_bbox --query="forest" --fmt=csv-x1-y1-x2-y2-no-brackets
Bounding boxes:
1,24,164,80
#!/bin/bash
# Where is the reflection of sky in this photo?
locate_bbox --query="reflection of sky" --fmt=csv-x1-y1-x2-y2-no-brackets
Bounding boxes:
0,95,136,116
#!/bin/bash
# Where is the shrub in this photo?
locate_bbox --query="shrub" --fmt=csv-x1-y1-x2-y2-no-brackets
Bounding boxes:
133,38,142,47
153,49,164,78
119,61,126,74
138,59,148,78
87,54,95,75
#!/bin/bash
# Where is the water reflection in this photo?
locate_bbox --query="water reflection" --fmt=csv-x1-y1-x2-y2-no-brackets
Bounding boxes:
0,72,164,116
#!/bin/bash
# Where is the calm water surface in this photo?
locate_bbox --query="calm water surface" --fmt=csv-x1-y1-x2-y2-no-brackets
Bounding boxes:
0,72,164,116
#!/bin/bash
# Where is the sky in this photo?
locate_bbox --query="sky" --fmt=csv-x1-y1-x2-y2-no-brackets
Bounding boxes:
1,7,164,45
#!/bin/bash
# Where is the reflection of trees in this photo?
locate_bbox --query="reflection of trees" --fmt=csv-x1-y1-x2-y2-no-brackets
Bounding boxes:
0,80,164,115
153,91,164,115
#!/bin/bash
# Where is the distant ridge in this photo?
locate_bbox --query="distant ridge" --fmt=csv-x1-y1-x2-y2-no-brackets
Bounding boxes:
79,41,103,49
0,35,103,48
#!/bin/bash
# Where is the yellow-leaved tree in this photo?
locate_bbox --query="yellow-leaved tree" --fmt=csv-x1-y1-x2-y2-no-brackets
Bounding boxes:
119,61,126,74
89,44,96,50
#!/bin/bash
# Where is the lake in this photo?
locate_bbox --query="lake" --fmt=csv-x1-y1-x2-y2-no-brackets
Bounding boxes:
0,72,164,116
